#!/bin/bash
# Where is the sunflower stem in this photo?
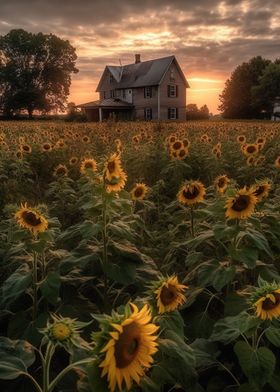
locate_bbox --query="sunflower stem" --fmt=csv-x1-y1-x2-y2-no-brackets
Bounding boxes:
47,358,92,392
101,177,110,313
42,342,55,392
32,250,38,321
190,206,195,237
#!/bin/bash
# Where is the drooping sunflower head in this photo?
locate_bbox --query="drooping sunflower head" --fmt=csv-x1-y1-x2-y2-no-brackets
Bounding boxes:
53,164,68,177
214,175,230,193
15,203,48,235
153,275,187,314
251,181,271,202
130,183,148,201
252,282,280,321
80,158,97,175
225,187,257,220
97,303,158,392
177,180,206,206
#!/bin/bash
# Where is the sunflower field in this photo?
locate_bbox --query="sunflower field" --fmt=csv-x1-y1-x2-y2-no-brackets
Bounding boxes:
1,119,280,392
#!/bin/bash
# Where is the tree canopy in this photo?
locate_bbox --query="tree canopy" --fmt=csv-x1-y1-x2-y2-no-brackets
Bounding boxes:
186,104,210,120
218,56,280,119
0,29,78,118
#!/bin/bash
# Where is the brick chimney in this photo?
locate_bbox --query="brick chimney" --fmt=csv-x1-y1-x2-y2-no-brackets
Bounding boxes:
135,54,141,64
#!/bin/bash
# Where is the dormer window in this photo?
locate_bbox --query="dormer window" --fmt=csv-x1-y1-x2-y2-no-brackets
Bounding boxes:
170,67,175,81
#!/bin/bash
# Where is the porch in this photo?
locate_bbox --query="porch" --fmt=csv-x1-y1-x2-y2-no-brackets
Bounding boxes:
77,98,134,122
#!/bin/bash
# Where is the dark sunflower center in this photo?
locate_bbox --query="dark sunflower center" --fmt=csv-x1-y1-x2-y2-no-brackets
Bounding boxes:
173,142,182,150
179,149,186,157
247,146,256,154
22,211,41,227
253,186,265,197
85,162,93,169
107,161,116,173
239,137,244,142
115,323,140,368
160,285,177,306
182,186,199,200
134,187,144,198
232,195,250,211
23,145,30,151
44,144,50,150
56,167,66,176
218,178,226,187
262,293,280,310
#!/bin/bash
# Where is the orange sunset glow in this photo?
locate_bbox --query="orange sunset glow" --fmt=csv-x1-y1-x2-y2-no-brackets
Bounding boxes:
1,0,279,114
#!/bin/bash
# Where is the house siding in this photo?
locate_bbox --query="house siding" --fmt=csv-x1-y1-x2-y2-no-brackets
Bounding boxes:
133,86,158,120
159,59,186,120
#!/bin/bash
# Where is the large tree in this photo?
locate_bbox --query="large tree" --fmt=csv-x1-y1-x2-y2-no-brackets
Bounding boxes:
218,56,271,119
252,62,280,116
0,29,78,118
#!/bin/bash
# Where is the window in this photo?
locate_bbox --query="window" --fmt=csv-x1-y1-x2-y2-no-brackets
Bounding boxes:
167,85,178,98
144,87,152,98
110,90,115,98
145,108,152,120
109,74,114,84
170,67,175,81
168,108,178,120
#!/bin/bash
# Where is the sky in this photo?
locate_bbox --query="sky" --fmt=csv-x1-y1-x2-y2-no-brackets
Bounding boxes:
0,0,279,114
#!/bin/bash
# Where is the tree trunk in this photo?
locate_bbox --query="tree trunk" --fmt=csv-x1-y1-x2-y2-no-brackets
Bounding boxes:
28,107,33,119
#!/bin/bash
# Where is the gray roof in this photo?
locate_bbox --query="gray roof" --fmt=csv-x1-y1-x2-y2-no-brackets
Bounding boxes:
96,55,189,91
77,98,134,109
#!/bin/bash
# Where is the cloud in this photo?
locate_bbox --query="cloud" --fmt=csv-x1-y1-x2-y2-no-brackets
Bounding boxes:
0,0,279,112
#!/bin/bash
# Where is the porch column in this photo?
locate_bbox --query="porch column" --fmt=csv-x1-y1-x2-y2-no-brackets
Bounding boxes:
99,107,103,122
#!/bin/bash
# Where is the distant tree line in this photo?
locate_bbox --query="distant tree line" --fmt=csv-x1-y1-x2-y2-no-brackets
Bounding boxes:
219,56,280,119
186,104,210,120
0,29,78,118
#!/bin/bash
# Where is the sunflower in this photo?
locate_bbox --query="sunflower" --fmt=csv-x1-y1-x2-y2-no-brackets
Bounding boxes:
171,140,183,151
246,156,255,166
225,187,257,220
15,203,48,235
177,181,206,206
80,158,97,174
253,289,280,320
82,135,90,143
99,303,158,392
243,143,258,156
42,142,52,152
53,164,68,177
274,156,280,168
69,156,79,166
214,175,229,193
104,153,123,180
237,135,246,144
41,314,91,350
251,181,271,202
131,183,148,201
176,147,188,160
20,144,32,153
154,276,187,314
106,171,127,193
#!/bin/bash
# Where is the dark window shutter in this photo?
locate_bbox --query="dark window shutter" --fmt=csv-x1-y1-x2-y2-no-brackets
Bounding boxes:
144,88,146,98
150,88,152,98
176,86,178,97
168,108,170,119
150,108,152,119
176,108,178,119
167,85,170,97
